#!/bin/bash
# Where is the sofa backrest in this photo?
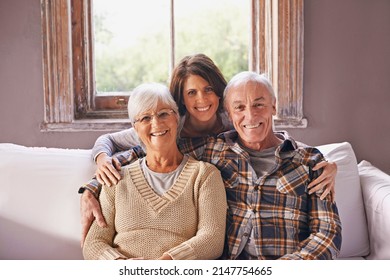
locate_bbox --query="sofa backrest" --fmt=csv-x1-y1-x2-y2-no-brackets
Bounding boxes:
0,143,95,259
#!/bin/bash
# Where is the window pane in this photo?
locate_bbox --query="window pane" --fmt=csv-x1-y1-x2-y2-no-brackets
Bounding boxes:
175,0,250,81
93,0,170,94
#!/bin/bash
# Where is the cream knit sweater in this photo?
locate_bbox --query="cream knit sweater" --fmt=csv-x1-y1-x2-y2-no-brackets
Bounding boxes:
83,156,227,260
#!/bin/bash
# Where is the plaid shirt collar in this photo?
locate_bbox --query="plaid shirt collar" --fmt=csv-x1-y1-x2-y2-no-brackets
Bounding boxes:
218,129,299,160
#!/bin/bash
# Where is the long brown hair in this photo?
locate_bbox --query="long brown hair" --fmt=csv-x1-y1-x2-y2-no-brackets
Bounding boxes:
169,54,227,116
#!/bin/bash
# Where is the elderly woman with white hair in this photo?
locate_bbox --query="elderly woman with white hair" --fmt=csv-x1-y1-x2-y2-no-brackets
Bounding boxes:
83,83,227,260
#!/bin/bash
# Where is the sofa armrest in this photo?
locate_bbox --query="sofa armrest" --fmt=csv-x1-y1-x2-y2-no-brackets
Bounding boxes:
358,160,390,260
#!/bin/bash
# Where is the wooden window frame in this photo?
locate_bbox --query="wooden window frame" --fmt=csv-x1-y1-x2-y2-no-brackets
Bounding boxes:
40,0,305,132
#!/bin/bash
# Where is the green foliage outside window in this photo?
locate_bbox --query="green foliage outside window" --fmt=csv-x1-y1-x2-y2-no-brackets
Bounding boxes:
94,4,248,93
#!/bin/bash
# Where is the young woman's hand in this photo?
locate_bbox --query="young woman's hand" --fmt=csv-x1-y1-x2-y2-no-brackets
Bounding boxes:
308,161,337,202
95,153,122,187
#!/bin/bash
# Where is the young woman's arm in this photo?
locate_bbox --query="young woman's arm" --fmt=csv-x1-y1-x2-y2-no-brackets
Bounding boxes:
91,128,139,160
296,141,337,201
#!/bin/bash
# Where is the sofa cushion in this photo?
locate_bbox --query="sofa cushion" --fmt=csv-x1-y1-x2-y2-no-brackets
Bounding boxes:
316,142,370,258
0,142,372,260
358,160,390,260
0,143,95,259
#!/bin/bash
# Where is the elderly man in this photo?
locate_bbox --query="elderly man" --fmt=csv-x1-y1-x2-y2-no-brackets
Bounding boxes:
176,71,342,259
81,71,342,260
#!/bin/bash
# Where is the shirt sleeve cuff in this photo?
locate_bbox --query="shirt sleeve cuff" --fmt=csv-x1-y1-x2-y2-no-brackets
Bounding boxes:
78,178,101,198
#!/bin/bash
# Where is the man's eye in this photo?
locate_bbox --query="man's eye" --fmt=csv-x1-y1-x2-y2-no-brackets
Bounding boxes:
254,103,265,108
234,105,245,111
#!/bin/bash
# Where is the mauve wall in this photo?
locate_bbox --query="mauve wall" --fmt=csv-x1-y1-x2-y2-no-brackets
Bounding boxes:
0,0,389,173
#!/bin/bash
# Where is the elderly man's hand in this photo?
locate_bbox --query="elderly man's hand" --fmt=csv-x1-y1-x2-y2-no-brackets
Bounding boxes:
308,161,337,202
95,153,122,187
80,190,107,247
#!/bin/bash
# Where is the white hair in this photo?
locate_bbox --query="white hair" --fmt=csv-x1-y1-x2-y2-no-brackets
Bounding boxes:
223,71,276,110
127,83,179,124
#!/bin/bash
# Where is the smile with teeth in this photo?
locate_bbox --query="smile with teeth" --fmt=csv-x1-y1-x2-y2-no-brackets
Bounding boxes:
244,123,262,129
151,130,168,136
195,105,211,112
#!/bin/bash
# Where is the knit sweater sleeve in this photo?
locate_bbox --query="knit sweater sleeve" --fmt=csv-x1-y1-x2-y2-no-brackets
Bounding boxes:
82,181,127,260
166,162,227,260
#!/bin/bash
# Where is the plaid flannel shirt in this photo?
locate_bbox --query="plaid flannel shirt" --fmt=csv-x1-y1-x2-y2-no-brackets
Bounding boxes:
80,130,342,259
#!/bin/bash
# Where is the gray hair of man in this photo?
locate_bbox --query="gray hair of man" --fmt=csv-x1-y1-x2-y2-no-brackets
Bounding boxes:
127,82,179,125
223,71,276,111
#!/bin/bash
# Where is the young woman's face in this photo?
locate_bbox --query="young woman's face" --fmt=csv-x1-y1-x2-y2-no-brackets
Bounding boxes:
182,75,220,124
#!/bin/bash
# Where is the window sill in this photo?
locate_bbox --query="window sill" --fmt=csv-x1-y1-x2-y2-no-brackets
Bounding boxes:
40,119,132,132
40,118,307,132
274,118,308,129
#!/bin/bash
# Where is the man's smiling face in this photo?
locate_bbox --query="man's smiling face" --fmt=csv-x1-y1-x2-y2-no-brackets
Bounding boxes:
225,81,277,151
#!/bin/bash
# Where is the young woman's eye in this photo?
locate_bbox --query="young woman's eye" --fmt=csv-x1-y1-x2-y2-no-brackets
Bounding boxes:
187,90,196,96
205,86,214,93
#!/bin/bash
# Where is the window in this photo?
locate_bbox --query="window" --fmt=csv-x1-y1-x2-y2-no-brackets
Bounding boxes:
92,0,250,94
40,0,305,131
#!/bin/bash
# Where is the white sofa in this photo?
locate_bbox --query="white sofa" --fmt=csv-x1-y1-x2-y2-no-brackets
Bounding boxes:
0,142,389,260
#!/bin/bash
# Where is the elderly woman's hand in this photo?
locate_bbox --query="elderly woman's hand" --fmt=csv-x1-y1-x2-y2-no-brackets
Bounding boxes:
95,153,122,187
308,161,337,202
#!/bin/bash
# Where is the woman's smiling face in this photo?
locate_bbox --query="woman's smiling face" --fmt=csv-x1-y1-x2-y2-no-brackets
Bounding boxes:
182,74,220,125
133,101,179,153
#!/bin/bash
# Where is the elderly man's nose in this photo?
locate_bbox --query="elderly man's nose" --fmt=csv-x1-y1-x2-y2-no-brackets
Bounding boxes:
244,106,256,118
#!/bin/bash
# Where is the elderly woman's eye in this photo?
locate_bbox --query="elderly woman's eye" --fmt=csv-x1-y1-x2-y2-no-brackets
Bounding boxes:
140,115,152,123
158,112,170,118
